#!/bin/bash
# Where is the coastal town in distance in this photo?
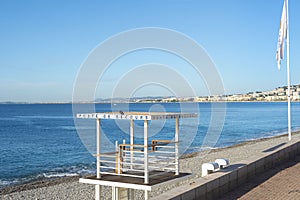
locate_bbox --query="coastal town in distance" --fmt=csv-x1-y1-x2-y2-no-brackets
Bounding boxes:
2,84,299,104
126,84,300,103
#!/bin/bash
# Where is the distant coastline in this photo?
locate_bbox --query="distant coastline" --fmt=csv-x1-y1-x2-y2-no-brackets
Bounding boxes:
0,100,298,105
1,84,299,104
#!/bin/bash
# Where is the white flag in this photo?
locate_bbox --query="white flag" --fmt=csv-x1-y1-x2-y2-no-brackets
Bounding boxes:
276,0,287,70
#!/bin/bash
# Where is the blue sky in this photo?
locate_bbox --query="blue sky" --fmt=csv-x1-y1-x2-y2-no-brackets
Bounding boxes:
0,0,299,102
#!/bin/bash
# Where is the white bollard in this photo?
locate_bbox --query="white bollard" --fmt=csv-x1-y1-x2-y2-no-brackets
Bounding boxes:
215,158,230,169
201,162,220,177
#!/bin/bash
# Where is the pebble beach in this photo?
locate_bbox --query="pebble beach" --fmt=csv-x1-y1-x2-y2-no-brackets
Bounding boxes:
1,132,299,200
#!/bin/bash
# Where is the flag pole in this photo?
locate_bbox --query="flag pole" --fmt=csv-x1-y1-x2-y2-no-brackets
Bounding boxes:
286,0,292,141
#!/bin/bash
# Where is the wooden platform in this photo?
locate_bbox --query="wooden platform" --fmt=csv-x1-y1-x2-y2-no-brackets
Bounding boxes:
79,171,191,191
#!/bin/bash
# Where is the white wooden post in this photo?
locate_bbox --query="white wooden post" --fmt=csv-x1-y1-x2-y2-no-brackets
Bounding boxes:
112,186,119,200
96,119,101,178
144,190,148,200
115,141,120,174
115,141,118,152
95,185,101,200
144,120,149,184
175,117,179,175
130,120,134,169
96,119,101,200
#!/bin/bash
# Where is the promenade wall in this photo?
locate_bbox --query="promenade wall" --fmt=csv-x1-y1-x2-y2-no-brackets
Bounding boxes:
155,138,300,200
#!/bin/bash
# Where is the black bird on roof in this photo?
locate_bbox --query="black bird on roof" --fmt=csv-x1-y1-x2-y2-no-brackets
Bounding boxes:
119,110,124,115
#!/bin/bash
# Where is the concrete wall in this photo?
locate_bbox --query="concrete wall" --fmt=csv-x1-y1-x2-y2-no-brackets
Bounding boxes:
157,140,300,200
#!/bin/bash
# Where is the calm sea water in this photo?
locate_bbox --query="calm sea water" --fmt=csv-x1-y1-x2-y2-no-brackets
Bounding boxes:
1,102,300,188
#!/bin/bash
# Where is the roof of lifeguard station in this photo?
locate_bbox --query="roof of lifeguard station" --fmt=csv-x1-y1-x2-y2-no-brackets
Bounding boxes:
76,112,197,120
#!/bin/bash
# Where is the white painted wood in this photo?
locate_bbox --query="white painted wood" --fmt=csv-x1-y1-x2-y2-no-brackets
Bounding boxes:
96,119,101,178
130,120,134,170
144,120,149,184
79,178,152,191
95,185,101,200
175,117,179,175
77,112,197,120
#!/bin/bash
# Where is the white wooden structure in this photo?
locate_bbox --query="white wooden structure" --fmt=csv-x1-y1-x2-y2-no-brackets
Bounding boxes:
77,112,197,200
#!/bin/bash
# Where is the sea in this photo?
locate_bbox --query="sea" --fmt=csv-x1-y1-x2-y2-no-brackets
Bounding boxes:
1,102,300,189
